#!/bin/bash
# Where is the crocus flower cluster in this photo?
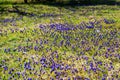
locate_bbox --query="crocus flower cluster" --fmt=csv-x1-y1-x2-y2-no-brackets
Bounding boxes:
0,16,120,80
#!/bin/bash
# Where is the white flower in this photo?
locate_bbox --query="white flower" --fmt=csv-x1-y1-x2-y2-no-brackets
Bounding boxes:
96,29,100,33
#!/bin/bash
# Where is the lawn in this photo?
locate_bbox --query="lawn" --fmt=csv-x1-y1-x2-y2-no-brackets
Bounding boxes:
0,3,120,80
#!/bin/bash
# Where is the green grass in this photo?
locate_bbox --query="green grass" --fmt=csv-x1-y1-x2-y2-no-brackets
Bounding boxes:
1,4,120,25
0,4,120,80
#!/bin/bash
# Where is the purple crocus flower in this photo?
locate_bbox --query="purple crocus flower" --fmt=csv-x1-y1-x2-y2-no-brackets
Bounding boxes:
56,24,71,31
59,40,64,46
104,18,115,24
34,46,39,51
17,72,20,78
68,78,71,80
91,67,97,72
65,40,71,46
107,48,111,52
84,78,90,80
50,24,55,28
65,65,71,70
60,78,63,80
28,78,32,80
97,61,102,65
50,66,55,73
104,19,110,24
87,25,94,29
50,77,54,80
90,62,93,68
24,62,31,70
55,71,61,76
40,57,46,64
102,77,106,80
3,66,8,71
8,68,14,74
105,52,109,58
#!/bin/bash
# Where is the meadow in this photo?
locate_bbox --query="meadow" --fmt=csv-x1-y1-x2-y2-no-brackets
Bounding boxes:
0,2,120,80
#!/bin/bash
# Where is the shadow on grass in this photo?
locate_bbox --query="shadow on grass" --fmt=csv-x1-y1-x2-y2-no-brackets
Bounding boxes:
0,5,62,23
0,0,120,21
0,0,120,6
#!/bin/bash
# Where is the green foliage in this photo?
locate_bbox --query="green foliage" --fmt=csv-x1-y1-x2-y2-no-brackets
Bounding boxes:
0,0,118,5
